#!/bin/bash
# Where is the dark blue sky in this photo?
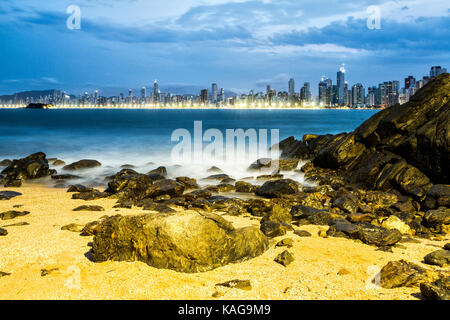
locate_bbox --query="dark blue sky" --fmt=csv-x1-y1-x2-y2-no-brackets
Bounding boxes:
1,0,449,96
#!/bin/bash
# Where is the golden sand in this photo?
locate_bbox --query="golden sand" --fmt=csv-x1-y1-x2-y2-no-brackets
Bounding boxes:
0,184,447,300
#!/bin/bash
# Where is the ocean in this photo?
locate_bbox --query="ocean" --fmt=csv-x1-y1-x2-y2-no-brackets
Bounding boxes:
0,108,378,185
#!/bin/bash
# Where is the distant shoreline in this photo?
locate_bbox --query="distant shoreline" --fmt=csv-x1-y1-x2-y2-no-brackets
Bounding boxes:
0,106,383,111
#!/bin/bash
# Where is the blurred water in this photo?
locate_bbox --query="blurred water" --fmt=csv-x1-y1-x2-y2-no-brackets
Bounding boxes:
0,108,378,185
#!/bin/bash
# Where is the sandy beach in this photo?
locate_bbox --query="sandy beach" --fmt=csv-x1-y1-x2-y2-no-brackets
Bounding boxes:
0,183,447,300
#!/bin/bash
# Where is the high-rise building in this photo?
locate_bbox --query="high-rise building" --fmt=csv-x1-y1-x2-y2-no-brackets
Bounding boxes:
211,83,218,102
405,76,416,89
266,85,272,95
200,89,209,104
300,82,312,103
318,77,332,107
288,78,295,97
153,80,159,103
141,86,147,101
430,66,447,79
351,83,365,108
337,64,346,106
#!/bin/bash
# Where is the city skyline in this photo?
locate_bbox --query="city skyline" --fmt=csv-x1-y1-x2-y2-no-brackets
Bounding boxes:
0,0,449,95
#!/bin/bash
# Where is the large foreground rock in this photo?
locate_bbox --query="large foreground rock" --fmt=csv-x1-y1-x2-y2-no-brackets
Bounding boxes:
91,211,269,273
420,277,450,300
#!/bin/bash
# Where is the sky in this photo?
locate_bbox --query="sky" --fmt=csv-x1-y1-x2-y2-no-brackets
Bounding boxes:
0,0,449,96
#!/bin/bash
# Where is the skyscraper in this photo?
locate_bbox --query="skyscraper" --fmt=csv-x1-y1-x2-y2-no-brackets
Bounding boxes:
337,64,346,106
405,76,416,89
288,78,295,97
212,83,218,102
141,86,147,101
430,66,447,79
318,77,332,107
351,83,365,108
153,80,159,103
200,89,209,104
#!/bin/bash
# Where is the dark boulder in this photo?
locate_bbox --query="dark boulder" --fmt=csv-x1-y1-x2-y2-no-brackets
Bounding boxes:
424,250,450,267
0,159,12,167
0,210,30,220
274,250,294,267
91,211,269,273
144,179,185,199
72,191,110,201
73,205,105,212
148,166,167,177
1,152,55,184
332,193,359,214
420,277,450,300
235,181,258,193
106,171,153,201
0,228,7,236
175,177,199,190
63,159,102,171
256,179,301,198
380,260,439,289
260,221,290,238
424,185,450,209
423,207,450,228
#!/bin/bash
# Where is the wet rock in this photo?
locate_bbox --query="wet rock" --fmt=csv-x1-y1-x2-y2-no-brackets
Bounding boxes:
380,260,439,289
52,159,66,166
247,199,273,217
145,179,185,199
279,159,300,171
256,174,284,181
394,165,432,201
113,201,133,209
0,191,22,200
0,210,30,220
184,189,212,202
420,277,450,300
216,183,235,193
105,170,153,201
1,152,56,184
274,250,294,267
73,205,105,212
424,250,450,267
256,179,301,198
61,224,84,232
207,166,223,173
444,243,450,250
175,177,199,190
235,181,258,193
216,280,252,291
148,166,167,177
347,213,376,223
294,230,312,237
290,205,323,220
248,158,272,171
0,228,7,236
308,211,340,226
202,174,230,182
92,211,269,273
63,159,102,171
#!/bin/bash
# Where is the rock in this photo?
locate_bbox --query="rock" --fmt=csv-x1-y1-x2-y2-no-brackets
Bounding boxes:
235,181,258,193
113,201,133,209
61,224,84,232
72,191,110,201
276,238,294,248
81,220,104,236
424,250,450,267
444,243,450,250
423,207,450,228
145,179,185,199
51,174,81,180
207,166,223,173
257,174,284,181
247,199,273,217
380,260,439,289
347,213,376,223
294,230,312,237
261,204,292,225
0,210,30,220
381,216,412,235
1,152,55,183
248,158,273,171
308,211,340,226
256,179,301,198
424,184,450,209
332,193,359,214
4,179,22,187
2,222,29,227
279,159,300,171
41,268,59,277
0,228,7,236
148,166,167,177
216,280,252,291
420,277,450,300
260,221,289,238
63,159,102,171
337,268,351,276
91,211,269,273
175,177,199,190
290,205,322,220
274,250,294,267
318,230,328,238
0,271,11,277
73,205,105,212
0,191,22,200
67,184,95,193
393,165,432,201
0,159,12,167
52,159,66,166
106,171,153,201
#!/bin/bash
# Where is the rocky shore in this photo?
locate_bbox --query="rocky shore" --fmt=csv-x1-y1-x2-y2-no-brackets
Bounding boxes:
0,74,449,300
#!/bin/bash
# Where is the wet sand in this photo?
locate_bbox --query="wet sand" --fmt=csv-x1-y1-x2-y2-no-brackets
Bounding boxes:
0,184,448,300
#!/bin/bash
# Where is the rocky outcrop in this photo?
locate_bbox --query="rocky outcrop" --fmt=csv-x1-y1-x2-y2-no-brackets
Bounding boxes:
278,74,450,204
63,159,102,171
91,210,269,273
1,152,56,186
